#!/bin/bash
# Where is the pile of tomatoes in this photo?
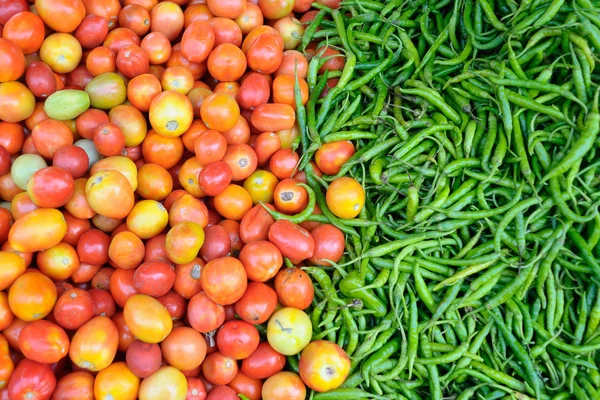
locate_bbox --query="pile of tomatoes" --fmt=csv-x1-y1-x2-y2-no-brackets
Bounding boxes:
0,0,359,399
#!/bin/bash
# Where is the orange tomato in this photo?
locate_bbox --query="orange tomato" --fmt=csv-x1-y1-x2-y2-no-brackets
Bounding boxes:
272,75,308,109
207,0,246,19
0,82,35,123
139,366,188,400
161,326,207,371
85,170,135,220
214,184,253,221
0,38,25,83
149,90,194,138
108,231,145,270
2,12,45,55
150,1,184,42
180,20,215,64
0,252,26,291
35,0,86,33
0,334,14,390
18,320,69,364
109,104,148,147
123,294,173,344
136,163,174,201
262,371,306,400
69,316,119,371
200,257,247,305
0,293,14,331
168,194,209,228
141,130,184,170
298,340,350,392
177,157,206,198
52,371,95,400
207,43,247,82
8,271,57,321
126,74,162,112
94,361,140,400
165,221,205,265
8,208,67,253
200,93,240,133
37,242,80,281
325,177,364,219
251,103,295,132
65,178,97,220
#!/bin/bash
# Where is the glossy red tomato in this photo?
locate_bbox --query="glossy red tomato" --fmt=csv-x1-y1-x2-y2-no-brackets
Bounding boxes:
207,43,246,82
273,178,308,215
27,166,75,209
7,359,56,400
246,34,283,75
207,0,245,19
268,220,314,262
241,342,286,380
315,141,355,176
234,282,277,325
200,257,247,305
237,72,270,111
238,241,282,282
274,267,314,310
186,377,207,400
18,320,69,364
198,161,232,197
308,224,345,266
239,203,275,243
217,320,260,360
202,351,238,386
199,224,231,262
133,260,176,298
53,288,95,330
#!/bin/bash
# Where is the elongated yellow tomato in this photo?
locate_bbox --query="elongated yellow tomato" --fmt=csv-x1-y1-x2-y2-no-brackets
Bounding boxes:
94,361,140,400
123,294,172,343
8,208,67,253
139,366,187,400
69,316,119,371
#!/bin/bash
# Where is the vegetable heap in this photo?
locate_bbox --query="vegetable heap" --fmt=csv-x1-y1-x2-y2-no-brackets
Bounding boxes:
288,0,600,399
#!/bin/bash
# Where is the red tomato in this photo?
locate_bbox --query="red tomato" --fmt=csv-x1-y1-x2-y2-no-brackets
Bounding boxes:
207,43,246,82
273,178,308,215
228,371,262,400
222,144,258,181
315,141,355,176
275,50,308,79
52,288,95,330
116,44,150,79
53,145,89,180
75,15,109,50
216,320,260,360
237,72,270,110
241,342,286,380
269,148,299,179
126,340,162,379
274,267,314,310
181,21,215,64
157,290,187,321
198,162,233,197
199,224,231,261
268,220,314,261
26,167,74,209
186,377,207,400
187,291,225,333
308,224,345,266
52,371,94,400
206,386,237,400
239,204,275,243
202,352,238,386
262,371,306,400
246,34,283,75
234,282,277,325
77,229,110,266
200,93,240,133
194,130,227,167
173,258,204,300
200,257,247,305
7,359,56,400
18,320,69,364
25,62,56,98
238,241,282,282
272,74,308,109
133,260,176,298
150,1,184,42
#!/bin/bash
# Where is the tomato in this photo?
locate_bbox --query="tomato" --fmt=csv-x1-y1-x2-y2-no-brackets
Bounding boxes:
0,293,14,331
272,75,308,111
241,342,286,380
267,307,312,356
0,251,26,291
133,260,175,298
206,0,245,18
251,103,295,133
0,122,24,155
242,170,278,205
194,130,227,167
90,288,116,318
8,271,56,322
268,148,299,179
262,371,306,400
136,163,173,201
85,170,135,220
308,224,345,266
119,4,151,37
221,144,257,181
0,0,28,25
168,194,209,228
75,15,109,50
139,366,188,400
77,229,110,266
125,340,162,378
94,361,139,400
202,352,238,386
314,141,355,176
0,82,35,123
69,316,118,371
166,222,205,265
234,282,277,325
157,290,186,321
140,32,172,66
275,50,308,79
149,1,184,42
52,371,94,400
253,132,281,166
109,104,148,148
26,167,74,209
124,294,172,344
237,72,270,111
82,0,121,30
273,16,304,51
126,74,161,112
213,184,253,221
197,162,232,197
239,203,275,243
180,21,215,64
258,0,294,19
199,224,231,261
37,242,80,281
216,320,260,360
126,200,168,240
19,320,69,364
142,130,184,170
3,12,44,56
298,340,350,392
161,326,207,371
184,4,214,27
234,3,263,35
161,66,194,95
35,0,84,33
200,257,247,305
173,259,203,300
7,359,56,400
201,93,240,133
246,34,283,75
86,47,116,77
143,234,168,264
207,44,246,83
274,267,314,310
187,291,225,333
53,288,94,331
326,177,364,219
222,115,251,145
208,17,243,48
273,178,308,215
52,145,89,180
186,377,207,400
107,231,145,270
268,220,314,261
226,371,261,400
238,241,283,283
40,33,82,74
84,72,127,111
149,90,194,138
31,120,73,160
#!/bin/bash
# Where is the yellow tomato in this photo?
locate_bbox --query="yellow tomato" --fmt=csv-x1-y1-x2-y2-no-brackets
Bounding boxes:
69,316,119,371
298,340,350,392
126,200,169,239
94,361,140,400
8,208,67,253
123,294,173,343
139,366,188,400
243,170,279,205
90,156,139,191
325,177,365,219
165,221,205,265
267,307,312,356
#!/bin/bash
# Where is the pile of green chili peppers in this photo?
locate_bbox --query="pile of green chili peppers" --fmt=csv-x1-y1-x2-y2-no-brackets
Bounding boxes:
279,0,600,399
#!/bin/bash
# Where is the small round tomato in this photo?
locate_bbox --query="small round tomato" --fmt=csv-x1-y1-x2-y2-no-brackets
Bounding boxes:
200,93,240,133
262,371,306,400
298,340,350,392
161,66,194,95
142,130,184,170
246,34,283,75
8,271,56,322
308,224,345,266
274,267,314,310
273,178,308,215
198,161,233,197
127,74,162,112
133,260,176,298
269,149,299,180
267,307,312,356
161,326,207,371
39,33,82,74
139,366,188,400
239,203,275,243
53,288,95,331
268,220,314,261
275,50,308,79
136,163,173,201
315,141,355,176
26,166,74,209
194,129,227,167
200,257,247,305
253,132,281,166
213,184,253,221
241,342,286,380
37,241,80,281
326,177,364,219
187,291,225,333
234,282,277,325
69,316,119,371
115,44,150,78
7,359,56,400
238,241,282,283
217,320,260,360
126,340,162,379
165,221,205,265
123,294,172,343
94,361,140,400
18,320,69,364
207,43,246,82
207,0,245,19
202,351,238,386
0,81,35,123
25,61,57,98
243,170,278,205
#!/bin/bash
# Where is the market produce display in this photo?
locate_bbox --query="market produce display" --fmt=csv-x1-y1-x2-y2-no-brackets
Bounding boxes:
1,0,600,399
